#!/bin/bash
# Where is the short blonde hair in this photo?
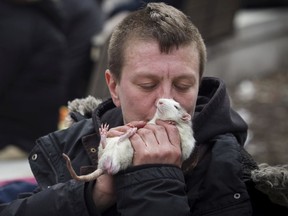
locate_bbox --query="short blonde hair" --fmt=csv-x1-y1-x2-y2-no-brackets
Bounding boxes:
108,2,207,82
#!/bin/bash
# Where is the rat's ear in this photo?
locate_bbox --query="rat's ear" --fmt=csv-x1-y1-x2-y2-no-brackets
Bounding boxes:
181,113,191,122
105,70,120,106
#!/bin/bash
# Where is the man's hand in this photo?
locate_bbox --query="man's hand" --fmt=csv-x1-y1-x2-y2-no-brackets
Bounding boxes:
130,120,182,167
92,173,115,212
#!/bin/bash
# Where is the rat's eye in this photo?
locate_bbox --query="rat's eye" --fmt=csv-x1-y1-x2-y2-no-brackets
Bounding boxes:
174,105,180,110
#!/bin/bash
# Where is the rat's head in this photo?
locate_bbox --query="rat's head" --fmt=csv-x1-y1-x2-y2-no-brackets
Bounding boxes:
154,98,191,123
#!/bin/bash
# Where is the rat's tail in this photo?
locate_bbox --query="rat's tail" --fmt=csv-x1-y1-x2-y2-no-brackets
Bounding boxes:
63,153,103,181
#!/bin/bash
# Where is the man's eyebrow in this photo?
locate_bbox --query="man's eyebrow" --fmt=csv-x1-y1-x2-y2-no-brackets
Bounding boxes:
172,73,197,79
133,73,159,79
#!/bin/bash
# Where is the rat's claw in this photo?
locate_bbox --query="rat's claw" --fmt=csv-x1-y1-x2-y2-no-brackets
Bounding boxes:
99,123,109,135
118,127,137,143
99,123,110,149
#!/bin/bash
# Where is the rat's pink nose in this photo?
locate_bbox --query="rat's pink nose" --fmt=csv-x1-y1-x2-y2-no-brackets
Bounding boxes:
157,99,165,106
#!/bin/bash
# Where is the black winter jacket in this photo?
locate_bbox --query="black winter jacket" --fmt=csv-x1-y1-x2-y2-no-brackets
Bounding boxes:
0,77,286,216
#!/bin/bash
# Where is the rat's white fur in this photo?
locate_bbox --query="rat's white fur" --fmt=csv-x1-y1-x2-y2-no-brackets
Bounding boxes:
63,98,195,181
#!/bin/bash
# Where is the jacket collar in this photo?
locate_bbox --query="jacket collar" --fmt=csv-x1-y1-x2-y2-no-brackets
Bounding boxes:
92,98,124,130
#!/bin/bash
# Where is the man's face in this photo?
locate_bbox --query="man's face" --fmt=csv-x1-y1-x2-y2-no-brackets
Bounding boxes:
106,39,200,124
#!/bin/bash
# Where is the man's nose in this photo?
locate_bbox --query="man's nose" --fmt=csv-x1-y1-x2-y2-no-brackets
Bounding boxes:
158,85,173,99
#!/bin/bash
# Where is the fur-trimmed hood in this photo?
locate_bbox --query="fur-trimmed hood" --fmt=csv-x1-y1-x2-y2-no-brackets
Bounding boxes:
252,163,288,208
64,95,103,127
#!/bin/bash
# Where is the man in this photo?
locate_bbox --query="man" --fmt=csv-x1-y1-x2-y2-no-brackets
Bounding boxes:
0,2,286,216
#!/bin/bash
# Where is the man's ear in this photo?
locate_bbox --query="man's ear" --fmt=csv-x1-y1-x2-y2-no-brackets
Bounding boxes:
181,113,191,122
105,69,121,106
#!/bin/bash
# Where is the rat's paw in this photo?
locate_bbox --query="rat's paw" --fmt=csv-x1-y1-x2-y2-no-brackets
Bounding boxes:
99,123,109,136
118,127,137,143
99,123,110,149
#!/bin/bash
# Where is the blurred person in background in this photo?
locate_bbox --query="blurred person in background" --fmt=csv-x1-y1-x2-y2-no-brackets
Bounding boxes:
61,0,104,102
0,0,104,155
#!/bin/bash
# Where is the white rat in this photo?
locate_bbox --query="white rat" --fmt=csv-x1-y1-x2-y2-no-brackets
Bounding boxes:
63,98,195,181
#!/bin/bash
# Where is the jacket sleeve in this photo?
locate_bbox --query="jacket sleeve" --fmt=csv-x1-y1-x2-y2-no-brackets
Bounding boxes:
115,165,190,216
0,180,97,216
